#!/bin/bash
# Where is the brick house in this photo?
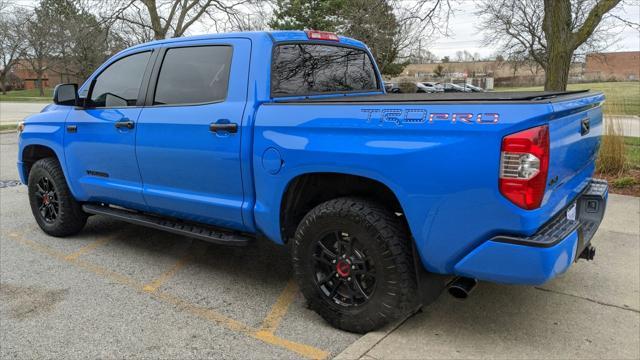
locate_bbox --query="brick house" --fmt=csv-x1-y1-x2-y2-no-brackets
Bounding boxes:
11,60,51,90
585,51,640,81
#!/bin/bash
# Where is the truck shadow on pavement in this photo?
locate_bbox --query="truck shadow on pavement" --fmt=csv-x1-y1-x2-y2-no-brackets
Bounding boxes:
77,215,294,292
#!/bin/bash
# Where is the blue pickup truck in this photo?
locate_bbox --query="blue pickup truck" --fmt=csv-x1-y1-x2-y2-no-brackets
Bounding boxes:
18,30,608,333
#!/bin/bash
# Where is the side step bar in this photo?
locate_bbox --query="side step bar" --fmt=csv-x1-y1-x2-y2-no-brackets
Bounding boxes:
82,204,253,246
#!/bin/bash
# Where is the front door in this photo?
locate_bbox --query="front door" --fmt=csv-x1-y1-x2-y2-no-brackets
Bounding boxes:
135,40,250,230
64,50,154,208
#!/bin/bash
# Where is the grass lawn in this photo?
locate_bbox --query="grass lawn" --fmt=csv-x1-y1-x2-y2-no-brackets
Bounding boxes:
0,123,18,132
0,88,53,102
495,82,640,116
625,136,640,170
596,136,640,196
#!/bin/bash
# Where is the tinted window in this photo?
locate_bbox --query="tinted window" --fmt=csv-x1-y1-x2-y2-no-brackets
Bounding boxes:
91,51,151,107
271,44,378,96
154,46,232,105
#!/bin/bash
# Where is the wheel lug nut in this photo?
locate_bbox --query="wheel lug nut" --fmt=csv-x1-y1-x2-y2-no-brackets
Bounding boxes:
335,273,339,278
347,277,351,281
332,260,336,263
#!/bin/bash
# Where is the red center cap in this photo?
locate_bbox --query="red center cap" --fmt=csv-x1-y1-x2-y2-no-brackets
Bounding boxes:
336,260,351,277
42,194,50,205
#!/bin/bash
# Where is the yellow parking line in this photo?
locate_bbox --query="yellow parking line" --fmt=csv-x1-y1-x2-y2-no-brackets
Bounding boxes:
143,255,190,293
259,278,299,334
7,233,329,360
64,236,114,261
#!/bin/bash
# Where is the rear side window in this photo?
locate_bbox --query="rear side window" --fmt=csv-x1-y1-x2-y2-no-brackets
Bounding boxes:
90,51,151,107
154,46,232,105
271,44,378,97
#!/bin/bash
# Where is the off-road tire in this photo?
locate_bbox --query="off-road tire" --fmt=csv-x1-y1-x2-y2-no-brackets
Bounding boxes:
28,157,87,236
292,197,417,333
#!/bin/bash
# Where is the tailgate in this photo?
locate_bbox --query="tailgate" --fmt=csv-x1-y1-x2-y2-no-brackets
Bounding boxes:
547,92,605,196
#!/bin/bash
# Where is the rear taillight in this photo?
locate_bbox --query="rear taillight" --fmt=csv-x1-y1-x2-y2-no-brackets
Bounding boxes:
305,30,340,41
499,125,550,210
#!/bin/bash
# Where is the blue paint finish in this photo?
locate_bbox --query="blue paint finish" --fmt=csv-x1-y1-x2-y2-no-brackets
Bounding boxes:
18,106,70,185
18,31,608,287
262,147,283,175
135,38,251,230
454,231,579,285
64,107,147,209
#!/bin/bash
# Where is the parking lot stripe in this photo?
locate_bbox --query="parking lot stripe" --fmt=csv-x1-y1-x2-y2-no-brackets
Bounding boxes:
7,233,330,360
143,254,191,293
260,278,299,334
64,236,113,261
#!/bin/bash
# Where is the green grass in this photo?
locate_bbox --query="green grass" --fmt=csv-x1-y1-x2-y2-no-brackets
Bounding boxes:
495,82,640,116
0,88,53,102
0,123,17,132
626,136,640,170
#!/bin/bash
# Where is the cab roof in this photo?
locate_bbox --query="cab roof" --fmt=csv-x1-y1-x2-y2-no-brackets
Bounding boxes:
125,30,368,53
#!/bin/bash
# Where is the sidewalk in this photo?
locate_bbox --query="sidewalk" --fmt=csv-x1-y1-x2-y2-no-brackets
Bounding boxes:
0,102,48,124
606,115,639,138
337,194,640,360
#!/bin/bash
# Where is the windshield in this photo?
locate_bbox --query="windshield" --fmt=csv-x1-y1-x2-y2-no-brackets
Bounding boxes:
271,43,379,97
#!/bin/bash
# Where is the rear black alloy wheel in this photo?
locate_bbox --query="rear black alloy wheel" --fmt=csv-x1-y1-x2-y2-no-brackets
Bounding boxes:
312,230,376,307
28,158,87,237
293,197,417,333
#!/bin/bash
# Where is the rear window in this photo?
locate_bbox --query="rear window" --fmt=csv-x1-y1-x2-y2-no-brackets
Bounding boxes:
271,44,378,97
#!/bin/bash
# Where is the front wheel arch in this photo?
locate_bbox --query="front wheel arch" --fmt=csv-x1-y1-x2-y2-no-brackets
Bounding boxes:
22,144,58,185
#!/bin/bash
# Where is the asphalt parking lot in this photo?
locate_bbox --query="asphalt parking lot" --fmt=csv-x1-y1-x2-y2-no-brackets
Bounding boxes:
1,131,639,359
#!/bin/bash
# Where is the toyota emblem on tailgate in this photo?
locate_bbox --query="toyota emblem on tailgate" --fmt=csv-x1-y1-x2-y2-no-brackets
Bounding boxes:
581,117,590,136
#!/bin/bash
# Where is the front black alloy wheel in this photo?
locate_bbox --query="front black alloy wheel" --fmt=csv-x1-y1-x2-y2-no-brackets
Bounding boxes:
28,158,87,237
34,176,59,223
292,197,417,333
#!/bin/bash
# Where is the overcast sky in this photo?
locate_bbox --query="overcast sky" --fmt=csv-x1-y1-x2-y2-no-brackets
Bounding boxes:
429,3,640,58
12,0,640,58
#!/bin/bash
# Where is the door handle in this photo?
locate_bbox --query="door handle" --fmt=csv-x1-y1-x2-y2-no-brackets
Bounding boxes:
115,119,134,129
209,122,238,133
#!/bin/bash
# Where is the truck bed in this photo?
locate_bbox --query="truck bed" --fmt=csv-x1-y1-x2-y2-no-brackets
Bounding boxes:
274,90,592,103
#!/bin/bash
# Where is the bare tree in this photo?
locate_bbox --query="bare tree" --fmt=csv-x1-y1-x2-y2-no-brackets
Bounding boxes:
24,2,57,97
111,0,252,40
476,0,629,90
543,0,622,90
0,10,27,94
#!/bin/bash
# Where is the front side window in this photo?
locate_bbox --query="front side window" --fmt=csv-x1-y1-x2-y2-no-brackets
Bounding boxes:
90,51,151,108
153,46,232,105
271,44,378,97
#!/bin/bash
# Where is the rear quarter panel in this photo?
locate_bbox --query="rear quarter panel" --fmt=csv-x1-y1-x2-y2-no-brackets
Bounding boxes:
252,95,604,274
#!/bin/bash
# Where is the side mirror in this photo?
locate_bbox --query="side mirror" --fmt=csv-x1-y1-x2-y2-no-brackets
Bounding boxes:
53,83,78,106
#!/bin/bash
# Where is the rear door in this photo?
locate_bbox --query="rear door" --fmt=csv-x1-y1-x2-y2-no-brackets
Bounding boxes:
135,39,250,230
64,50,155,208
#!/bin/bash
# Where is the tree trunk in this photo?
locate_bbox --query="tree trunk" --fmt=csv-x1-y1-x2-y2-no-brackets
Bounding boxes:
37,71,45,97
542,0,573,91
544,47,573,91
0,79,6,95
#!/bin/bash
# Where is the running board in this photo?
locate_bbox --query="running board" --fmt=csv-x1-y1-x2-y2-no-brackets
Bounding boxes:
82,204,252,246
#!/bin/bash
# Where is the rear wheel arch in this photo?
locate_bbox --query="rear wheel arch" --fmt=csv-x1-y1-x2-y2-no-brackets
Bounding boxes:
279,172,409,244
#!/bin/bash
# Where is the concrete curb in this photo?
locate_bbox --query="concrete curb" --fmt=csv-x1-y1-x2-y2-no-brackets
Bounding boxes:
334,312,415,360
0,129,16,134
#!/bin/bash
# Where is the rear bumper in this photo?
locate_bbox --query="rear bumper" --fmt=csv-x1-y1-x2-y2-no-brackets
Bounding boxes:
453,179,608,285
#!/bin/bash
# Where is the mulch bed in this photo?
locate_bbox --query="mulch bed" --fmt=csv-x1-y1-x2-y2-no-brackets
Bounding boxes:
596,169,640,197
